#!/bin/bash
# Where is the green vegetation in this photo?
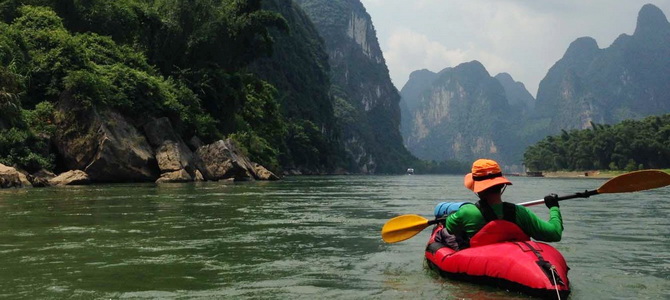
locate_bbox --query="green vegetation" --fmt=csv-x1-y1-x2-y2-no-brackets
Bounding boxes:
0,1,325,173
248,0,346,172
524,115,670,172
0,0,461,175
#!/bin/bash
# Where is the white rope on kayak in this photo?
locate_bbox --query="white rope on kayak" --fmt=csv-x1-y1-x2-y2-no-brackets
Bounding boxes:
551,265,561,300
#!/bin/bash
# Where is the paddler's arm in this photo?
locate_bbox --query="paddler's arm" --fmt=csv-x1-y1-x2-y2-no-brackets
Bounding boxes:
515,206,563,242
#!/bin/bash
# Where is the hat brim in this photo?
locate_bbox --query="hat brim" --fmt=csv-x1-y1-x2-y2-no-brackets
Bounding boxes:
464,173,512,193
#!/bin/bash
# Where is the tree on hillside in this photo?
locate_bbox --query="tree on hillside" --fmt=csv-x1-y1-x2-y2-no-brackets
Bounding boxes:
524,114,670,171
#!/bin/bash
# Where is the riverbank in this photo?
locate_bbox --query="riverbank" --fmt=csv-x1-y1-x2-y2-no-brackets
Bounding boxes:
540,171,616,179
536,169,670,179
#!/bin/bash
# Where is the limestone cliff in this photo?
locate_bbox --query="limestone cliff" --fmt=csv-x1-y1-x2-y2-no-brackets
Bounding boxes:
294,0,414,173
400,61,524,167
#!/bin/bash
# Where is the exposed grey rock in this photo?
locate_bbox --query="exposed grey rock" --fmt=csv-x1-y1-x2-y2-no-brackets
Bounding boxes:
253,163,280,181
83,111,158,181
194,139,254,181
29,169,56,187
0,163,28,188
156,169,193,183
17,171,31,187
32,169,56,179
143,117,196,181
49,170,91,186
29,177,50,187
155,140,192,173
143,117,181,148
53,97,159,182
194,169,204,181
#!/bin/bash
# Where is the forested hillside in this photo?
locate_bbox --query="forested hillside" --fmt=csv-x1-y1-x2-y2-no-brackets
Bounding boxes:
0,0,429,179
524,114,670,171
249,0,345,173
0,0,293,175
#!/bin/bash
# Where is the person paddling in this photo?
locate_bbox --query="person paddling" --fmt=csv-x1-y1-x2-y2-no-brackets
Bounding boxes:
433,158,563,250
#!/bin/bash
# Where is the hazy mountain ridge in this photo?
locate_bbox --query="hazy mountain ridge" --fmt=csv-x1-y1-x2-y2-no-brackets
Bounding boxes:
535,4,670,131
400,4,670,169
495,72,535,116
400,61,526,166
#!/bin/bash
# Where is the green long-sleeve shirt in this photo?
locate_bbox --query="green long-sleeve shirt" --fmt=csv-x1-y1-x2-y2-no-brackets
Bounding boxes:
444,203,563,242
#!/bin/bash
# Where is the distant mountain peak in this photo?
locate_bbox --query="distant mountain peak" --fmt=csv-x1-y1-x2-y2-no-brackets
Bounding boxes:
453,60,490,78
495,72,535,111
536,3,670,134
494,72,514,82
495,72,528,92
634,4,670,36
563,37,599,60
408,69,436,79
458,60,485,70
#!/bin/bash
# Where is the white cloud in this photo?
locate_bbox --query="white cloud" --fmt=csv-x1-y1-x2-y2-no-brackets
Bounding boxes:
452,1,564,93
362,0,670,96
384,28,467,86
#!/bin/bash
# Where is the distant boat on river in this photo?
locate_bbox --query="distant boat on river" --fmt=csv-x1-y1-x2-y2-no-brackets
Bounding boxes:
406,168,415,175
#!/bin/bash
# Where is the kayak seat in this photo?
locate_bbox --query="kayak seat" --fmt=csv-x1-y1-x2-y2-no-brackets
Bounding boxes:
469,220,530,248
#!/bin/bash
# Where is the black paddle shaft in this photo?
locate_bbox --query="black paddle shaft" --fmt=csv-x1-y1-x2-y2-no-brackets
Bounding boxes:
428,218,445,226
557,189,599,201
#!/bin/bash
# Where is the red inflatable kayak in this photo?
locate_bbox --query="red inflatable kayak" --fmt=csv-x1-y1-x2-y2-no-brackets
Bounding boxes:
425,220,570,299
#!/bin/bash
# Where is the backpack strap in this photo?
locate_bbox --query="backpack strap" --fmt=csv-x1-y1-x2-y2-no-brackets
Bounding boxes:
502,202,516,223
475,200,498,222
476,201,517,224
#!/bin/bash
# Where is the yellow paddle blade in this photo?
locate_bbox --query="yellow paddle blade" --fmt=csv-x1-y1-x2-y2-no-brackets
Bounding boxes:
598,170,670,194
381,214,430,243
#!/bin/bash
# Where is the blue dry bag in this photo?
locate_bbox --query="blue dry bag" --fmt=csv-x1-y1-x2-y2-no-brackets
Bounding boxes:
434,201,469,218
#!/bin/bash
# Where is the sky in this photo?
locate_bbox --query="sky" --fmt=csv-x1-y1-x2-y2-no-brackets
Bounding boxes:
359,0,670,97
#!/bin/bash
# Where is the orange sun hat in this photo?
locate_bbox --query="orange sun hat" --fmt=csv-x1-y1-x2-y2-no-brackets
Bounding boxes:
463,159,512,193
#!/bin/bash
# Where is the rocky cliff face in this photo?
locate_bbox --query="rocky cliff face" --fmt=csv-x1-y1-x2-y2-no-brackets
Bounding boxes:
294,0,414,173
400,69,440,144
53,93,159,182
400,61,523,166
250,0,343,173
495,72,535,116
535,4,670,132
46,93,277,186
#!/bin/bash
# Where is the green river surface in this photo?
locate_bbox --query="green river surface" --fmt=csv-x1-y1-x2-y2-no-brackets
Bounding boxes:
0,175,668,299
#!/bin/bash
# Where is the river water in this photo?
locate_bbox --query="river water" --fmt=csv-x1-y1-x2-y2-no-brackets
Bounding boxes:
0,175,668,299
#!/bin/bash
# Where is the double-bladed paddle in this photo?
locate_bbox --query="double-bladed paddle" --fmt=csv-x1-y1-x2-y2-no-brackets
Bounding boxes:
381,169,670,244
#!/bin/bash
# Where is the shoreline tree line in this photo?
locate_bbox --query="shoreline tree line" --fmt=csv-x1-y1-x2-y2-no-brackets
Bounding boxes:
523,114,670,172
